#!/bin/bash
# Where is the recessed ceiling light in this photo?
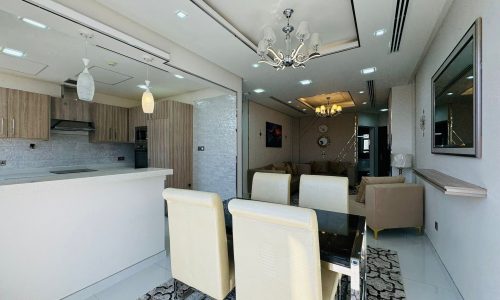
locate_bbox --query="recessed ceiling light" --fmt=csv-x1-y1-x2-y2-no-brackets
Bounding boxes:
137,84,148,90
374,29,386,37
1,47,25,57
361,67,377,75
302,108,307,111
174,74,184,79
299,79,312,85
252,63,260,68
359,91,365,94
447,92,454,96
287,101,292,104
380,108,389,112
20,17,48,29
467,75,474,80
253,88,265,94
362,102,368,105
175,10,188,19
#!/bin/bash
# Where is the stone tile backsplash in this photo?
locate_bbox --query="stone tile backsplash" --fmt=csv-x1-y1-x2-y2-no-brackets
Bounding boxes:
0,132,134,172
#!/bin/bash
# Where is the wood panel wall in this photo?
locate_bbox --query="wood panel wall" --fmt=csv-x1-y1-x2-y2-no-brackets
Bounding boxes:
146,100,193,189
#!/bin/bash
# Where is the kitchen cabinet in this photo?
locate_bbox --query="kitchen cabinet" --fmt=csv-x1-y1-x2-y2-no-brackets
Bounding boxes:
51,97,91,122
0,87,50,140
90,103,128,143
128,106,148,143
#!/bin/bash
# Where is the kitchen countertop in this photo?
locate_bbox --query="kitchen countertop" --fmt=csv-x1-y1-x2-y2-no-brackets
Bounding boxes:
0,167,173,187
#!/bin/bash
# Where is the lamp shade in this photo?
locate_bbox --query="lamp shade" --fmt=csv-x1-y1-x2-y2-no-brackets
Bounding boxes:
141,80,154,113
309,33,321,49
257,39,269,56
391,153,412,168
76,58,95,102
262,26,277,44
296,21,311,41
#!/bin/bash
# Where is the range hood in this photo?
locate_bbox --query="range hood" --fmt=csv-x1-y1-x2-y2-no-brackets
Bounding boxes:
51,119,95,131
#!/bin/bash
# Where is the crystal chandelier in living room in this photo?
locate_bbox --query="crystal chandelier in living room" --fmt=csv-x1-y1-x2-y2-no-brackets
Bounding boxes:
315,97,342,118
257,9,321,70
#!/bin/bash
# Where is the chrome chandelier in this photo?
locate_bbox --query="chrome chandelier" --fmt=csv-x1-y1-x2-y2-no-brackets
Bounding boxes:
257,9,321,70
315,97,342,118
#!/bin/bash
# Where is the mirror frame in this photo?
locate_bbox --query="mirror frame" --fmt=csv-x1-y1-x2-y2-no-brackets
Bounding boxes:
431,18,482,158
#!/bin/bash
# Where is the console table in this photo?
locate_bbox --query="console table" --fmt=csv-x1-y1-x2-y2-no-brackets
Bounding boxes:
413,168,487,197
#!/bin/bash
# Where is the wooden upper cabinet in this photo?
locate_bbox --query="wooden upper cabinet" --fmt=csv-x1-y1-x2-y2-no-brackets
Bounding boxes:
51,97,91,122
0,88,8,138
2,88,50,140
90,103,128,143
128,106,147,143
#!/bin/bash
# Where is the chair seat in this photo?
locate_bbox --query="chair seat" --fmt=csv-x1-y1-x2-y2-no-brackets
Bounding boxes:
321,266,341,300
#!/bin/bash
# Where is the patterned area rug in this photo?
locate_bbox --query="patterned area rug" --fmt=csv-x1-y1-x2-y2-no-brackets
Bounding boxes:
139,246,405,300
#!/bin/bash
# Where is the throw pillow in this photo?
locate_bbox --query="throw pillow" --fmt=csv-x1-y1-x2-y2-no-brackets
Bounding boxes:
272,162,286,171
355,175,406,203
312,161,329,173
284,162,293,174
291,163,299,175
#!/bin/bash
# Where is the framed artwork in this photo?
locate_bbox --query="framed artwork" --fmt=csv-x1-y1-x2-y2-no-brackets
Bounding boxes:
266,122,282,148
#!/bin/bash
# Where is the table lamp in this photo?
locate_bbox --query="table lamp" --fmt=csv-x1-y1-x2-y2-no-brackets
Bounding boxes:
391,153,413,175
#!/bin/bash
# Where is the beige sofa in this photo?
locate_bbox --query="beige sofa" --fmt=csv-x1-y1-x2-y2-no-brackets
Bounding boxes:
348,176,424,239
247,162,310,195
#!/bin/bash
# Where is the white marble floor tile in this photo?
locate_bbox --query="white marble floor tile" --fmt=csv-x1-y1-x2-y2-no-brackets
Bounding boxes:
94,264,172,300
404,277,463,300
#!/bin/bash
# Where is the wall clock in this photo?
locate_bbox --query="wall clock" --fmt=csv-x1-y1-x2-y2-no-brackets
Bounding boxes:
318,124,328,133
317,135,330,147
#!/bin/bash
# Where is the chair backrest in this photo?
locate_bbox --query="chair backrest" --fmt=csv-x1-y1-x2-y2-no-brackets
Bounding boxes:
163,188,231,299
229,199,322,300
299,174,348,213
251,172,291,205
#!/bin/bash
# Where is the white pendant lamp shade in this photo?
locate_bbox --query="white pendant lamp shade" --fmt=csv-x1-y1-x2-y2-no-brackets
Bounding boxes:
77,58,95,102
142,80,154,114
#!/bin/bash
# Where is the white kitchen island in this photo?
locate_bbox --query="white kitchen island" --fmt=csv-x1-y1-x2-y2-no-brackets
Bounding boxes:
0,168,172,300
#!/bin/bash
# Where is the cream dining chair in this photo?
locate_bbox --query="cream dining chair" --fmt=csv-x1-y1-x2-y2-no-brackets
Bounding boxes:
251,172,291,205
162,188,234,300
299,174,349,213
228,199,340,300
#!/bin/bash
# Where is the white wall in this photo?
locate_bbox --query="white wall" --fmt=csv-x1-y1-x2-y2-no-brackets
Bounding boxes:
414,0,500,298
248,102,297,169
390,84,415,180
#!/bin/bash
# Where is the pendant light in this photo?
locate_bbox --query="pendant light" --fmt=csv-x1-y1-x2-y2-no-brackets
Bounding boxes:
142,57,155,113
77,32,95,102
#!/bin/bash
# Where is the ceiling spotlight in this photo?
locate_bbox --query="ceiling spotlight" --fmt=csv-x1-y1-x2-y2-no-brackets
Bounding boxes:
380,108,389,112
359,91,365,94
20,17,48,29
374,29,386,37
299,79,312,85
362,102,368,105
287,101,292,104
447,92,454,96
137,84,148,90
302,108,307,111
361,67,377,75
252,63,260,68
253,88,265,94
175,10,188,19
1,47,25,57
174,74,184,79
467,75,474,80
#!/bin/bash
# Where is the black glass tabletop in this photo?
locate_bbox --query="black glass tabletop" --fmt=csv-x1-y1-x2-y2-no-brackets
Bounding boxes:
223,198,366,268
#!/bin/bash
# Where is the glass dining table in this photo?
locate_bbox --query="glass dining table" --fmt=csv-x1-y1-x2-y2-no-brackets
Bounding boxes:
223,198,367,300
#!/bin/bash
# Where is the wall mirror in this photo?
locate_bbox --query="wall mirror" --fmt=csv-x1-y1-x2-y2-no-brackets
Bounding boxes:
432,18,482,157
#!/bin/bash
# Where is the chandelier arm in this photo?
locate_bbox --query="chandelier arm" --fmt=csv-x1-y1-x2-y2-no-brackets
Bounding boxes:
268,47,282,61
259,59,281,68
291,42,305,61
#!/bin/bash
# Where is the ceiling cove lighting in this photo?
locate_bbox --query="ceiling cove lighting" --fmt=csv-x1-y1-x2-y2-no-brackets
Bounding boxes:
299,79,312,85
1,47,25,57
380,108,389,112
361,67,377,75
257,8,321,70
253,88,265,94
175,10,188,19
174,74,184,79
374,29,386,37
76,33,95,102
141,57,155,114
20,17,48,29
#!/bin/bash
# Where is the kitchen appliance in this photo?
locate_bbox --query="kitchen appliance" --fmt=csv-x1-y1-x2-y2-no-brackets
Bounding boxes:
135,126,148,169
51,119,95,131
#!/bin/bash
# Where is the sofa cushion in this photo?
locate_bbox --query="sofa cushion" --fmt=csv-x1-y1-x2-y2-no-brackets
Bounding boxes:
284,162,293,174
291,163,299,175
355,176,405,203
311,161,329,173
272,162,286,172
